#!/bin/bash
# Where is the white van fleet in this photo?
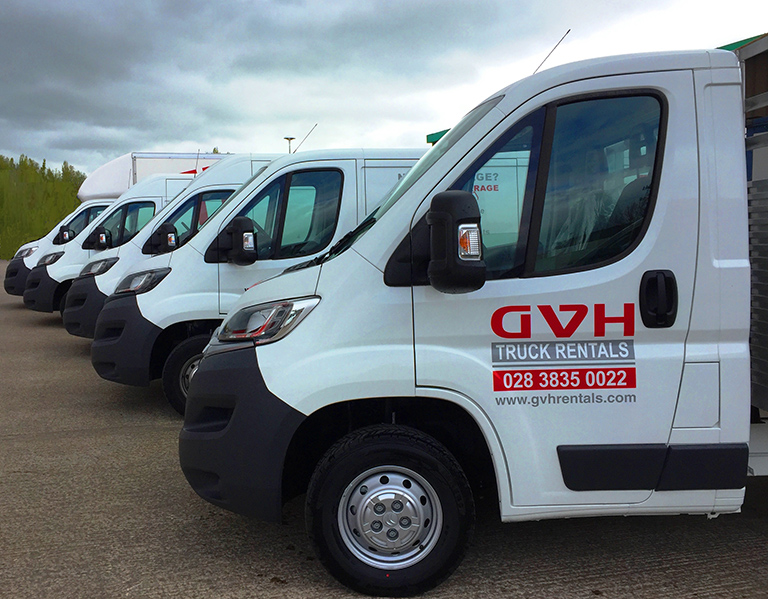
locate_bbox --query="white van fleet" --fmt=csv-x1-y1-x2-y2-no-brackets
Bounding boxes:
23,173,194,314
5,152,223,297
178,47,768,595
5,201,112,296
62,154,280,339
90,148,425,414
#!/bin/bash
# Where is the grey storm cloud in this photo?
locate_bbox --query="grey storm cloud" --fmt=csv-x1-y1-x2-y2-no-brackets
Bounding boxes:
2,0,548,171
0,0,749,174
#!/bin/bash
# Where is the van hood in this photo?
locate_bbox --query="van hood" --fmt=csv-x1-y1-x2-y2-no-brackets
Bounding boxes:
222,263,322,322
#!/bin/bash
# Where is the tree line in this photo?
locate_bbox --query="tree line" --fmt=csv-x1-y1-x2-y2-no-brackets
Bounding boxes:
0,155,86,260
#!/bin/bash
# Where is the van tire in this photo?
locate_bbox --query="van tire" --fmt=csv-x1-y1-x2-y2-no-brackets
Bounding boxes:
306,424,474,597
58,288,68,319
162,334,210,416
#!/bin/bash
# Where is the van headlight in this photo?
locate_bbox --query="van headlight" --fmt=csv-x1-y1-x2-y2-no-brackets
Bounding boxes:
218,297,320,344
114,268,171,295
80,257,119,277
15,246,38,259
37,251,65,267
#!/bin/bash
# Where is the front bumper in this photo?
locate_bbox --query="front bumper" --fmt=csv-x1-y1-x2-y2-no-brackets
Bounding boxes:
4,258,31,296
179,346,305,522
23,266,59,312
91,293,162,386
63,275,107,338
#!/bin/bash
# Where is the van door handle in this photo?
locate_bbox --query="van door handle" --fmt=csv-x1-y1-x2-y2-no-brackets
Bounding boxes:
640,270,677,328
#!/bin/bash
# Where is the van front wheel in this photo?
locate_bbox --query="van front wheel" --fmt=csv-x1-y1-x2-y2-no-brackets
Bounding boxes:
306,425,474,597
162,334,210,416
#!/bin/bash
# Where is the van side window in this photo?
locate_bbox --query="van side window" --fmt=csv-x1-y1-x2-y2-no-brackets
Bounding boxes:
235,170,343,260
198,190,230,227
122,202,156,243
86,206,106,226
168,190,232,247
66,211,89,236
449,94,662,281
167,197,198,243
239,180,283,259
98,207,125,248
533,95,661,273
452,109,544,279
278,170,342,258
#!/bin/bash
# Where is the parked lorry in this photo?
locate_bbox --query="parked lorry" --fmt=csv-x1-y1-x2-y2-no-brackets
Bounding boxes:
77,151,223,201
178,44,768,596
62,154,280,339
90,149,425,414
23,173,194,314
5,152,225,297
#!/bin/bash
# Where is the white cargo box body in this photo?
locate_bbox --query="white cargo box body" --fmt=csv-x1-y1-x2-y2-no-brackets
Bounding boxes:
77,152,225,202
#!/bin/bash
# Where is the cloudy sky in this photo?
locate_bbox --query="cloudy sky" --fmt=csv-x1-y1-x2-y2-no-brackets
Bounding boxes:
1,0,766,175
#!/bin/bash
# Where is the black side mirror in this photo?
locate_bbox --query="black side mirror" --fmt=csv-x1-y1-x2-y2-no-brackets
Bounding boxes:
93,226,112,251
426,191,485,294
226,216,258,266
204,216,258,265
144,222,178,254
56,225,75,244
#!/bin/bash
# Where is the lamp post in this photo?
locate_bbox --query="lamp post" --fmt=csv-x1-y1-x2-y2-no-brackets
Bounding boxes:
284,137,295,153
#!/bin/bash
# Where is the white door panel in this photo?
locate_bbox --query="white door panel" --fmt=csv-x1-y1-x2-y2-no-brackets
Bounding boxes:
414,70,698,507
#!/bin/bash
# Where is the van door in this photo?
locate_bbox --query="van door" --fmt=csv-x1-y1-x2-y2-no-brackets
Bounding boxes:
217,161,355,314
413,71,699,507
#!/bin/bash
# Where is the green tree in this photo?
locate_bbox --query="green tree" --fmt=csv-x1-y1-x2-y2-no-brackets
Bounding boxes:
0,155,87,259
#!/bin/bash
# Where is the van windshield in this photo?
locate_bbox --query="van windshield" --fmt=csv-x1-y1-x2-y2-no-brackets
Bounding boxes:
196,165,271,234
311,95,505,265
372,95,504,222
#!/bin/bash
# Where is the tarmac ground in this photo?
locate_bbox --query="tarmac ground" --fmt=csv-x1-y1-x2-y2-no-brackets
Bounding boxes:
1,259,767,598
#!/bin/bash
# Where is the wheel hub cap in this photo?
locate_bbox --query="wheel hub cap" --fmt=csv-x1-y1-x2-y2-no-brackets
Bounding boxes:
179,355,202,398
338,466,442,569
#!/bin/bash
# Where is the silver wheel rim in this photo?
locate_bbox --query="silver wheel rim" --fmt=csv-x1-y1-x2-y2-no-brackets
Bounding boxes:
337,465,442,570
179,354,202,398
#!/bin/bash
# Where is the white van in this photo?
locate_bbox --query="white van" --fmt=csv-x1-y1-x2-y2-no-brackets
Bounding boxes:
23,174,194,314
179,48,768,595
6,152,225,297
62,154,280,338
4,200,112,295
90,149,424,414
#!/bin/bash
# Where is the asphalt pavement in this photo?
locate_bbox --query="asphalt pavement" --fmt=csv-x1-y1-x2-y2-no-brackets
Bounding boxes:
1,259,767,598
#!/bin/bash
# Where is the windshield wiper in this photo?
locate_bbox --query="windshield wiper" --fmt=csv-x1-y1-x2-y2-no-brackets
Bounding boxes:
280,210,380,275
321,212,378,263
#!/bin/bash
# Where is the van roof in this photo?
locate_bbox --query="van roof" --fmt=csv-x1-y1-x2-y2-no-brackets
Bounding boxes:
485,49,738,116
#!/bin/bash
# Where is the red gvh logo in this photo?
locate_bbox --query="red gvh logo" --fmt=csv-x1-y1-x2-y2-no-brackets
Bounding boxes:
491,304,635,339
